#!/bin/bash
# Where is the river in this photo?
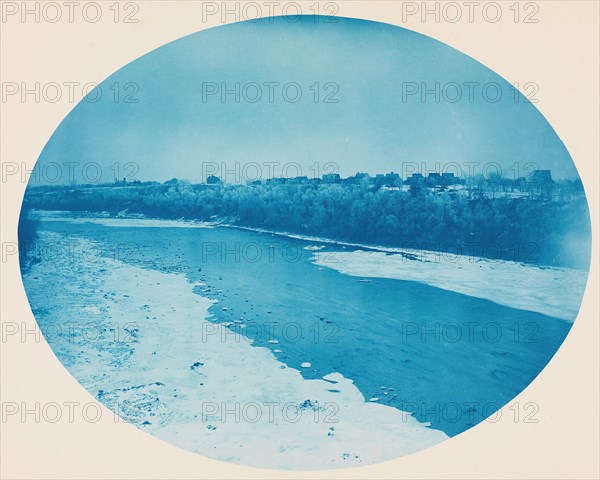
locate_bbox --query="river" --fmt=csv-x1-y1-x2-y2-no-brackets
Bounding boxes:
20,214,581,467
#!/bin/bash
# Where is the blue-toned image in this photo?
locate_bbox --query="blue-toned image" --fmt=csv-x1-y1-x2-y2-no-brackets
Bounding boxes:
19,16,591,469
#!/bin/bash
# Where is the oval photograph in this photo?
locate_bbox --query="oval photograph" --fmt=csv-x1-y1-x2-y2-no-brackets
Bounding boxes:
18,16,591,470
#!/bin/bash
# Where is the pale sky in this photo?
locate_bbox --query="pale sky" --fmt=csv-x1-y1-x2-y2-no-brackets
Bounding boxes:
32,15,581,185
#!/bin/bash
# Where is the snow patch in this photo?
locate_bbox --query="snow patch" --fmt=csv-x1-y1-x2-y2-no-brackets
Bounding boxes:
313,250,586,321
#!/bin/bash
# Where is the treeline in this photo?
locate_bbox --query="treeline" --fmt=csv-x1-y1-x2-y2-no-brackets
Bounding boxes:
24,181,591,269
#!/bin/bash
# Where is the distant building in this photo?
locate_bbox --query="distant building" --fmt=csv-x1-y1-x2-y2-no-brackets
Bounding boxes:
384,172,401,186
426,173,442,185
527,170,554,196
266,177,287,185
288,176,309,184
528,170,553,183
405,173,424,184
346,172,371,184
322,173,341,183
441,172,458,184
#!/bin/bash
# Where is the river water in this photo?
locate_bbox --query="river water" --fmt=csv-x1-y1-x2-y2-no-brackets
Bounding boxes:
24,217,574,438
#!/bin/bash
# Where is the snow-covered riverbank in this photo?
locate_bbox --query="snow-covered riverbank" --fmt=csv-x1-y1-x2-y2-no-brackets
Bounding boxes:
31,210,214,228
23,230,447,469
312,249,586,321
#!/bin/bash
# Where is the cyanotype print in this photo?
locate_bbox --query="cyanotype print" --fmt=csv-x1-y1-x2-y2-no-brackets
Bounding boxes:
19,16,591,469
